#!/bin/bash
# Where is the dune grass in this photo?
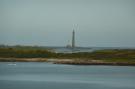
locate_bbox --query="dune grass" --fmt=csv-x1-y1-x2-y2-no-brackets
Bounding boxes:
0,47,135,63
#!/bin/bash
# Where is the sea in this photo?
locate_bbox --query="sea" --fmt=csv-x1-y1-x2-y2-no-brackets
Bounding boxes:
46,46,135,53
0,62,135,89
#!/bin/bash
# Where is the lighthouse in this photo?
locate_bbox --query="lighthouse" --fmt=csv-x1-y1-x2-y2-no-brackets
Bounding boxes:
66,30,76,49
72,30,75,48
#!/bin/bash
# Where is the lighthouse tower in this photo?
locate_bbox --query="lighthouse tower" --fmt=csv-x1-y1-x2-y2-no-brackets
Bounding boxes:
72,30,75,48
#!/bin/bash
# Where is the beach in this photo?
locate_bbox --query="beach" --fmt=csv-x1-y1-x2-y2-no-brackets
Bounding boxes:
0,58,135,66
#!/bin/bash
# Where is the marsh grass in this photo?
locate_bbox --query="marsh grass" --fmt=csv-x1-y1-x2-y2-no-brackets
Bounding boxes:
0,47,135,63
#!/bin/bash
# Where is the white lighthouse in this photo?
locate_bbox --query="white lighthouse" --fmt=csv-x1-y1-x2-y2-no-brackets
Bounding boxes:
66,30,76,49
72,30,75,48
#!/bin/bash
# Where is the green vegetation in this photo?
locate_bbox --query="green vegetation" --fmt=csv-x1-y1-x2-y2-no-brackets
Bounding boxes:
0,46,135,63
0,47,54,58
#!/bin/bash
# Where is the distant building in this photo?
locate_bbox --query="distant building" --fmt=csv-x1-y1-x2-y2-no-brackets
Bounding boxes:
66,30,75,49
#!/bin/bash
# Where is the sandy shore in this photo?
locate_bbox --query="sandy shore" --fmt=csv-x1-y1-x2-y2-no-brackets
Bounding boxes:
48,59,135,66
0,58,135,66
0,58,48,62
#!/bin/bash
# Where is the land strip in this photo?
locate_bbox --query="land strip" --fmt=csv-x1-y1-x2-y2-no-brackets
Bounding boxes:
0,47,135,66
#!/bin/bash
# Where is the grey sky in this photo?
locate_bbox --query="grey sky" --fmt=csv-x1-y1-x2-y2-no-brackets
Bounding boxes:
0,0,135,47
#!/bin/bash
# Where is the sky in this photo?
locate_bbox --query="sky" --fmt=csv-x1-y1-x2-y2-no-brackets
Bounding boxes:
0,0,135,47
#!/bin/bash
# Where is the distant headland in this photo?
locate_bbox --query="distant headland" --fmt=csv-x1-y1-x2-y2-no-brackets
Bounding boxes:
0,45,135,66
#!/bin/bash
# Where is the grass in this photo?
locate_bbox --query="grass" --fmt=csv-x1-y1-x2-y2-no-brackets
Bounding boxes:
0,47,54,58
0,46,135,63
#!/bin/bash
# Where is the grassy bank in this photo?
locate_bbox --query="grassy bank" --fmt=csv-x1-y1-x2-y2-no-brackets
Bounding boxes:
0,47,55,58
0,47,135,64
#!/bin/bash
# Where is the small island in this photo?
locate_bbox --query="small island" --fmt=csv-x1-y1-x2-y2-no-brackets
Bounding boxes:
0,45,135,66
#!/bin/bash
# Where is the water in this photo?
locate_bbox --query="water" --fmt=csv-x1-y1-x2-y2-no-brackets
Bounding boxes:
0,62,135,89
47,46,135,53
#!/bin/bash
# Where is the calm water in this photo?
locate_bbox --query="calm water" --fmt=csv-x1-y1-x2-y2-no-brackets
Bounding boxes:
0,62,135,89
48,47,135,53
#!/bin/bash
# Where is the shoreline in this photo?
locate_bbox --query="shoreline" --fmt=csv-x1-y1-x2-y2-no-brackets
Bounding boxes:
0,58,48,62
0,58,135,66
54,61,135,66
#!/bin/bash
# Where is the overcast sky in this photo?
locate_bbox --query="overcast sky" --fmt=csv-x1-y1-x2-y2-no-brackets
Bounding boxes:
0,0,135,47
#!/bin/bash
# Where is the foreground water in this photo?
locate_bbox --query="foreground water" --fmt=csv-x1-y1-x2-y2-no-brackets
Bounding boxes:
0,62,135,89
